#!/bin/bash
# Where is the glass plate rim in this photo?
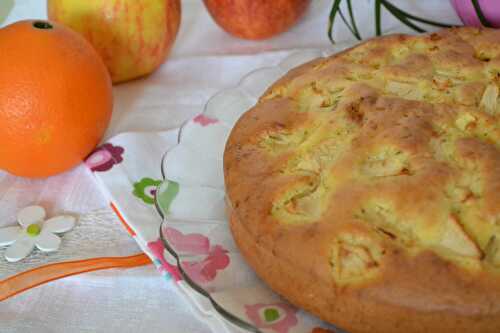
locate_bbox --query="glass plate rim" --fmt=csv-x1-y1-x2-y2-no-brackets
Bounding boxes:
154,44,356,333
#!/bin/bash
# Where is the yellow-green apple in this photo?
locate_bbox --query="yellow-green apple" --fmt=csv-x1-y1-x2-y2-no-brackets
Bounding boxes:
203,0,310,40
48,0,181,83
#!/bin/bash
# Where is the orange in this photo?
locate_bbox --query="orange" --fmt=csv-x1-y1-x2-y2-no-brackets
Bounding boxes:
0,20,113,178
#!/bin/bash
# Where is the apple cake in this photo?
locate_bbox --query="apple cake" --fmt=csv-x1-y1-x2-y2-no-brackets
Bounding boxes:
224,27,500,333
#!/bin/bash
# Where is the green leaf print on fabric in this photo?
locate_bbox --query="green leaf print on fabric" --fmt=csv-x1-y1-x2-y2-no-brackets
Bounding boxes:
156,180,180,216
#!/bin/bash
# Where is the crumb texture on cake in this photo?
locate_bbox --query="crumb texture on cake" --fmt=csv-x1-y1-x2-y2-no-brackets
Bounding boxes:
224,27,500,333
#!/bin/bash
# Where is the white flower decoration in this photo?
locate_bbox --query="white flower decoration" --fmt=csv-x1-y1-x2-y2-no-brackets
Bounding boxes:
0,206,76,262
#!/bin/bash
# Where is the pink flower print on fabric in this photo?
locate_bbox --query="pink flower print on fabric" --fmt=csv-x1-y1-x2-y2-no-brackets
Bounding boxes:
164,227,209,255
181,245,230,284
85,143,124,172
193,114,218,126
163,227,230,284
245,303,298,333
147,239,181,281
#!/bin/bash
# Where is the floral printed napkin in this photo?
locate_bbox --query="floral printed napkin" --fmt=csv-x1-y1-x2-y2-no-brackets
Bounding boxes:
86,129,237,333
89,128,341,333
89,49,352,333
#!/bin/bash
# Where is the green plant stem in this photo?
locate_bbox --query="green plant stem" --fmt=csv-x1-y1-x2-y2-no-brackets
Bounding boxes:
327,0,456,44
375,0,382,36
346,0,361,40
380,0,455,28
471,0,493,27
382,2,426,33
328,0,343,43
339,9,362,40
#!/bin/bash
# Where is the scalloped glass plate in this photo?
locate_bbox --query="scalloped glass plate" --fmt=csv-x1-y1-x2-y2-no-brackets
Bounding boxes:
155,45,355,333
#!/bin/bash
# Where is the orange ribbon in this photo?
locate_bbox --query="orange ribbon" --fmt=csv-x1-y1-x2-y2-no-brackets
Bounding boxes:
0,254,151,302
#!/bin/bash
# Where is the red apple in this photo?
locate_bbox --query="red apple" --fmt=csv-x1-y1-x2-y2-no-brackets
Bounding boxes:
48,0,181,83
203,0,310,40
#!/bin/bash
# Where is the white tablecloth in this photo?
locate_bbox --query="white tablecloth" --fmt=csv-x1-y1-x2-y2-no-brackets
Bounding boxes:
0,1,462,332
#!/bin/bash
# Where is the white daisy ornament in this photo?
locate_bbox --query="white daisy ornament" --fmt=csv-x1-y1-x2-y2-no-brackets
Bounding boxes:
0,206,76,262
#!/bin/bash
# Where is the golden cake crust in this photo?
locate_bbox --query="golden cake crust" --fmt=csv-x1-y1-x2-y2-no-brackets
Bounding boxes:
224,27,500,333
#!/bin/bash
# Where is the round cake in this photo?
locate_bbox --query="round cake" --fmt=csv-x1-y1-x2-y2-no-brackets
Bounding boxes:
224,27,500,333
